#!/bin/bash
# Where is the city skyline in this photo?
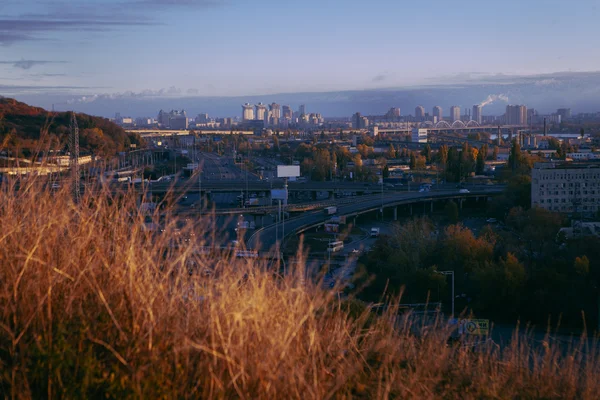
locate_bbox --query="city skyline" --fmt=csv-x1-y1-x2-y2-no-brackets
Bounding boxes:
1,0,600,106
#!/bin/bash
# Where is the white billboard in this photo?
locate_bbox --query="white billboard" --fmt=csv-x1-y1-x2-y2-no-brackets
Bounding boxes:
277,165,300,178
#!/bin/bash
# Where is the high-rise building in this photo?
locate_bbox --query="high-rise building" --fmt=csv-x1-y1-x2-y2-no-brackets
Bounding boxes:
415,105,425,121
157,109,187,129
505,105,527,125
557,108,572,120
472,105,482,124
385,107,401,119
269,103,281,119
432,106,443,122
168,110,188,130
352,112,368,129
242,103,254,121
299,104,306,116
195,113,209,123
255,103,267,121
282,105,293,120
450,106,461,122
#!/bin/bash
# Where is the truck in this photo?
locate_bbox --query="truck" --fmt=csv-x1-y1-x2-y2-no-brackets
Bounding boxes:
370,227,380,237
324,206,337,215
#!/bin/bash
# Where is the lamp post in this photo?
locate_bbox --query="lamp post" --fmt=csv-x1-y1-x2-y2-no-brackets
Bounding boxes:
436,270,455,317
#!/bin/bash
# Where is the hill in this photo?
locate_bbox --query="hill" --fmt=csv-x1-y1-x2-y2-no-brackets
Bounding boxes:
0,97,143,158
1,181,599,398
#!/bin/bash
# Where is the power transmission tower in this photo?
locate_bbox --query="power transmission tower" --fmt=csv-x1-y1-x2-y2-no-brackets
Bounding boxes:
69,111,80,203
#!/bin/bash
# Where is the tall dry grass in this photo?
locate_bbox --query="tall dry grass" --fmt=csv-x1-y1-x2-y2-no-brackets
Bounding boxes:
1,177,600,399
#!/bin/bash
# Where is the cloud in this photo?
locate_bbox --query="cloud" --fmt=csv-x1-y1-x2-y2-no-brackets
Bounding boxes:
0,32,36,46
0,59,67,70
0,17,153,45
66,86,187,104
372,74,387,83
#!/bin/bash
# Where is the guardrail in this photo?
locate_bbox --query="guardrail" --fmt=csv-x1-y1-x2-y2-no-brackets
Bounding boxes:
249,188,504,251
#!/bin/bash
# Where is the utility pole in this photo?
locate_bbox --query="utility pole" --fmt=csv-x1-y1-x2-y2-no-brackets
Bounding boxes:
69,112,80,203
437,270,455,317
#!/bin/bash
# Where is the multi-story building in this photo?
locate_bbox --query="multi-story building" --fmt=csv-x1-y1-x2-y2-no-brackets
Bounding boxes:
299,104,306,116
352,112,369,129
195,113,209,124
255,103,267,121
531,161,600,215
450,106,461,122
386,107,401,119
557,108,572,120
242,103,254,121
415,105,425,121
268,103,281,126
472,105,482,124
157,110,187,129
282,105,293,120
433,106,443,122
411,128,428,143
168,111,188,130
505,105,527,125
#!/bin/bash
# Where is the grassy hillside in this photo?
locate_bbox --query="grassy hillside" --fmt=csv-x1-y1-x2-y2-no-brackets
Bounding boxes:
0,98,143,158
1,180,600,398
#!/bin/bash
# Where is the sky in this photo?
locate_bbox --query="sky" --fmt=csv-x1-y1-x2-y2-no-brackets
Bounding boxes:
1,0,600,113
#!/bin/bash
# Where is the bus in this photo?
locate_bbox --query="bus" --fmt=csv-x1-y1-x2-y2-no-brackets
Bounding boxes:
327,241,344,253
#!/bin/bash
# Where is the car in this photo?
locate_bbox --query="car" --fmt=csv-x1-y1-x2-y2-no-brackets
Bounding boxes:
485,218,498,223
51,183,60,189
459,189,470,194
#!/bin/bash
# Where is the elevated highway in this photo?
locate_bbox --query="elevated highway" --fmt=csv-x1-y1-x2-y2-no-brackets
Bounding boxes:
248,187,504,252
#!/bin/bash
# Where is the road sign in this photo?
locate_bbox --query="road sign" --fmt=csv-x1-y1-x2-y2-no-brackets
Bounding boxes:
459,319,489,336
271,189,287,200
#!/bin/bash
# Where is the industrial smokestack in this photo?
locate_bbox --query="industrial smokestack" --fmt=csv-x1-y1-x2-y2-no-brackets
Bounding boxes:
543,118,547,137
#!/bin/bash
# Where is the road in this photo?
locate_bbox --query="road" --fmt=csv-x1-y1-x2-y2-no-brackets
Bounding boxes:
249,187,504,252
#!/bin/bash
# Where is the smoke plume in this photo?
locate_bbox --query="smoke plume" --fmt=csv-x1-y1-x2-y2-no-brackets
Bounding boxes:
479,94,509,107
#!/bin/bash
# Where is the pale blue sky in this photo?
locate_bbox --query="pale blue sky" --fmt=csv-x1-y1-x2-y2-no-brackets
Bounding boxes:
1,0,599,98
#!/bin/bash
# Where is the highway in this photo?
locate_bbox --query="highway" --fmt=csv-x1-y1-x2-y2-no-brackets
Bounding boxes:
249,187,504,252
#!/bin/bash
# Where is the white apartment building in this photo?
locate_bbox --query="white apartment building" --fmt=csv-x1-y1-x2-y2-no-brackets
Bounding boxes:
531,161,600,215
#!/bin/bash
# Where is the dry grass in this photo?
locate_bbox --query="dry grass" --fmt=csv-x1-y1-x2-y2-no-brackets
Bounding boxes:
1,177,600,399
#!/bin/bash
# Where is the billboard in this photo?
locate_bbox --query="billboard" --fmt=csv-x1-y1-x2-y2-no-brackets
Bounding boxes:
277,165,300,178
271,189,288,200
324,224,339,233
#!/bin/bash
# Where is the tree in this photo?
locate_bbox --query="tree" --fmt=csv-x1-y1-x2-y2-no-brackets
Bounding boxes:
508,140,522,172
421,144,432,163
476,147,485,175
437,145,448,168
574,256,590,276
580,128,585,139
385,143,396,159
492,146,499,161
409,152,417,170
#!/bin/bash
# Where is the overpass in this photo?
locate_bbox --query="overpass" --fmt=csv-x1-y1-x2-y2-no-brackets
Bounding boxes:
127,129,254,137
248,187,504,252
374,122,528,136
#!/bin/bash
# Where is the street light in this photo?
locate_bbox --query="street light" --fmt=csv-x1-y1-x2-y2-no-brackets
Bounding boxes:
436,270,455,317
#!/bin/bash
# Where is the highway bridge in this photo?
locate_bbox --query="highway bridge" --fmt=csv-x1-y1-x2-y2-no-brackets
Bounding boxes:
248,187,504,252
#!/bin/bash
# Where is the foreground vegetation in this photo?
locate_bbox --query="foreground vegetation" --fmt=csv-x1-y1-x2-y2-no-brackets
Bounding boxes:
2,180,600,398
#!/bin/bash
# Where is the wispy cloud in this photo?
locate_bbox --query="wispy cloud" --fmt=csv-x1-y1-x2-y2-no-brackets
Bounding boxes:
0,0,229,45
372,74,387,83
0,59,67,70
67,86,186,104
